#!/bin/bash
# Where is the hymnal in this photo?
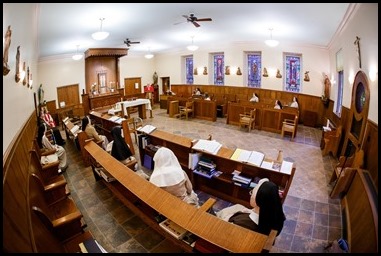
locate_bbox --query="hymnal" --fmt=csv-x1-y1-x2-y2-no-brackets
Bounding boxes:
79,238,105,253
280,160,293,175
231,148,264,167
192,139,222,155
137,124,157,134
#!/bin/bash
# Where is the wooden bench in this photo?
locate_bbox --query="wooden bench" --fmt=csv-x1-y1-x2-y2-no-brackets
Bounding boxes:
84,140,276,253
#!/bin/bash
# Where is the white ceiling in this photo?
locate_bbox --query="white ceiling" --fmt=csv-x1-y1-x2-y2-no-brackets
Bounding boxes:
37,3,351,60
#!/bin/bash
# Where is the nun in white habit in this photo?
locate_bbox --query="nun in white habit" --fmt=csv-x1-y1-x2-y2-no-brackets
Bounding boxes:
150,147,199,207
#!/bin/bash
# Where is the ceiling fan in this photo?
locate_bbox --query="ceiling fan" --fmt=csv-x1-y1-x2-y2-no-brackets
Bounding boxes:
176,13,212,28
124,38,140,48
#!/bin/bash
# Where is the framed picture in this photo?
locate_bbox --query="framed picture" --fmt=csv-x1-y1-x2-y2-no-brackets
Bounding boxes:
98,72,107,88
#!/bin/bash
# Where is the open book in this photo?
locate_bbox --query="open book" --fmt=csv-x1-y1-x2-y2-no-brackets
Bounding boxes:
192,139,222,155
70,125,80,135
231,148,265,167
137,124,157,134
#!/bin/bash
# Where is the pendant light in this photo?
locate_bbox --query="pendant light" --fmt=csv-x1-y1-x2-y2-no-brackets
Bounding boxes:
187,36,199,51
72,45,83,60
92,18,109,41
265,28,279,47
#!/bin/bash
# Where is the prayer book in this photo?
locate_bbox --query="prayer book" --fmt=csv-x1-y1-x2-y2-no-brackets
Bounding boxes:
192,139,222,155
137,124,157,134
79,238,107,253
231,148,264,167
280,160,293,175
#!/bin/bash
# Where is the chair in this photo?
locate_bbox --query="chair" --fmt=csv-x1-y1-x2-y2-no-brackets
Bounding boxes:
281,115,298,140
179,101,194,120
239,109,256,132
329,148,364,184
125,117,143,144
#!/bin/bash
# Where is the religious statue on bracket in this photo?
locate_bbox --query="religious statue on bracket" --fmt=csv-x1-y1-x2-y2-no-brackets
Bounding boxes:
354,36,361,69
263,68,268,77
276,69,282,78
153,71,158,85
304,71,310,82
3,25,12,76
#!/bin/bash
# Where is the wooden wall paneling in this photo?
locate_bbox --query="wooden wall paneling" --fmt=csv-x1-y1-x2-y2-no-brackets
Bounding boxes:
3,113,37,252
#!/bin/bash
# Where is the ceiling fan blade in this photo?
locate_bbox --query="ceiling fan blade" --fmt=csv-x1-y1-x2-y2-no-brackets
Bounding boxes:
130,41,140,44
196,18,212,22
182,14,189,19
192,21,200,28
174,20,186,25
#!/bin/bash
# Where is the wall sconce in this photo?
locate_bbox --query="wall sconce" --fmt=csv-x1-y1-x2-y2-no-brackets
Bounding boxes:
19,62,26,84
193,68,198,75
203,67,208,75
236,67,242,76
276,69,282,78
225,66,230,75
304,71,310,82
263,68,268,77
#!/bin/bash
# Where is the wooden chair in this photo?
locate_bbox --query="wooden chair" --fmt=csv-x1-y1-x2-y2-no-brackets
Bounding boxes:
239,109,256,132
329,148,364,184
29,173,86,242
179,101,194,120
281,115,298,140
126,117,143,144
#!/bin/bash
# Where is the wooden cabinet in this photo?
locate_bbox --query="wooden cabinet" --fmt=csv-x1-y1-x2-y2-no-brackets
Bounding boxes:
84,48,127,94
139,129,295,207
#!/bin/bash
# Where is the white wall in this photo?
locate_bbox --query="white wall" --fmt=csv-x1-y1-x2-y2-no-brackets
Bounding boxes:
3,3,39,154
328,3,378,124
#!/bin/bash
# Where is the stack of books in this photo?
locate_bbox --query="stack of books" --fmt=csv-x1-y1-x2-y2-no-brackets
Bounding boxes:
232,173,252,188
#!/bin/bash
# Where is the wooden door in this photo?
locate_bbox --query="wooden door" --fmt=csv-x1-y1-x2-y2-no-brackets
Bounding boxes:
57,84,80,107
161,77,170,94
124,77,141,96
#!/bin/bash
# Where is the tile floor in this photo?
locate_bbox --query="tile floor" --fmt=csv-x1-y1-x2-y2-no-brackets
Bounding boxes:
62,106,342,253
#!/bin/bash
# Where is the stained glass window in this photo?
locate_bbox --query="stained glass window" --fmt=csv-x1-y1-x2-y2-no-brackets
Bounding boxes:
247,53,261,87
185,56,193,84
284,54,301,92
213,54,224,85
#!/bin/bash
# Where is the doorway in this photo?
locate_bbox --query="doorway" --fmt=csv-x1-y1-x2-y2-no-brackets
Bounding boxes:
161,77,170,94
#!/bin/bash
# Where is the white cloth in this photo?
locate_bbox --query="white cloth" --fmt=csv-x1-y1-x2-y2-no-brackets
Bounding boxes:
249,178,269,208
249,94,259,102
150,147,185,187
290,101,299,108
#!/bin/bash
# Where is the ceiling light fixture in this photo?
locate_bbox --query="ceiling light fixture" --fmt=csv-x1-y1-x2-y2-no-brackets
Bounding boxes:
72,45,83,60
144,48,154,59
187,36,199,51
265,28,279,47
92,18,109,41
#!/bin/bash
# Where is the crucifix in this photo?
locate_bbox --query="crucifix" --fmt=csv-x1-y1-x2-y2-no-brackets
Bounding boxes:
354,36,361,69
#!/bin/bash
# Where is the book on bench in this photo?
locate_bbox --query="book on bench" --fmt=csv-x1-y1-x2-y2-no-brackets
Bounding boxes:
137,124,157,134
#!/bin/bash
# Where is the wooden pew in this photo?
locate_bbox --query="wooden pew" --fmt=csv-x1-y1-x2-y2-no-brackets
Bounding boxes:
84,140,276,253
